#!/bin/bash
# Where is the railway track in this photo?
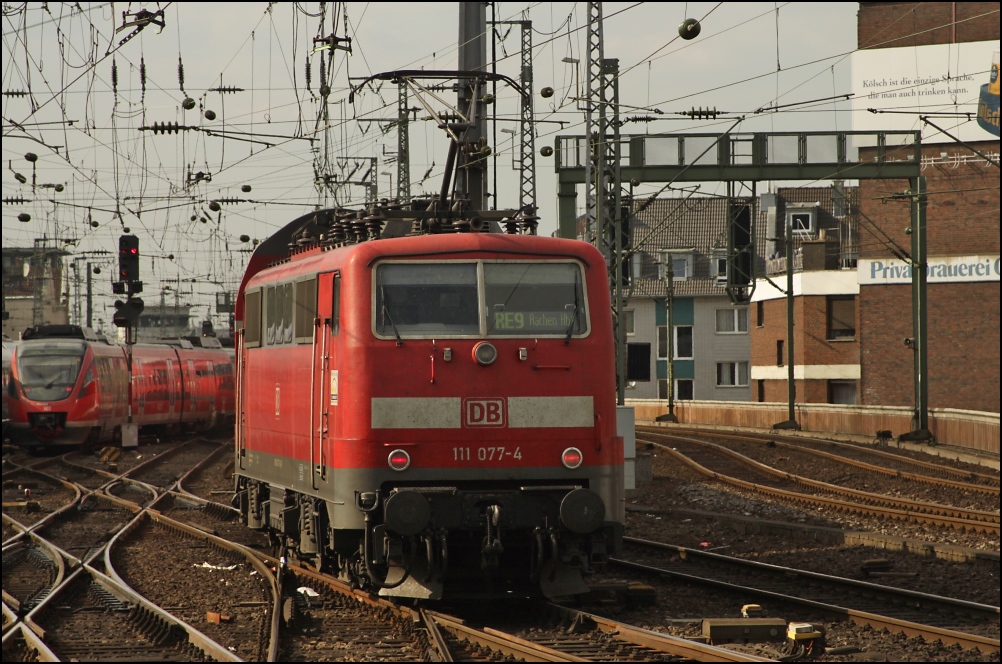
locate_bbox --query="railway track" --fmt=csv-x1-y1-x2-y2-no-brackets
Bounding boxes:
19,564,237,661
28,457,116,492
642,426,1000,495
270,553,768,662
1,469,80,529
1,532,65,618
638,431,1000,535
178,443,236,503
106,510,279,661
653,426,1000,487
614,536,999,654
33,491,138,565
124,439,225,491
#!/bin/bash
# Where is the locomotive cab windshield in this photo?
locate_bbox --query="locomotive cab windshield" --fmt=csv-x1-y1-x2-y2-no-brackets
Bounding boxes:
374,260,588,339
16,340,86,402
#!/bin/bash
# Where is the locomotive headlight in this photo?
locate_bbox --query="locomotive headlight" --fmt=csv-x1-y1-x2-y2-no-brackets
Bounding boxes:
561,447,583,469
472,341,498,366
387,449,411,471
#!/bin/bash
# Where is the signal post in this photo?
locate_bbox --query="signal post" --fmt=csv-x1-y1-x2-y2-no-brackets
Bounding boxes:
113,234,144,447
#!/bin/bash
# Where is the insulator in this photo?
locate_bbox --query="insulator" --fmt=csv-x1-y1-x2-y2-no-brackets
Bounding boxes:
208,201,221,212
3,90,28,97
178,57,185,92
18,213,31,222
112,59,118,93
182,97,196,110
204,109,216,121
140,57,146,95
241,184,252,193
2,197,31,204
209,86,243,94
24,152,37,162
90,220,99,228
305,59,311,90
239,234,250,243
319,57,326,90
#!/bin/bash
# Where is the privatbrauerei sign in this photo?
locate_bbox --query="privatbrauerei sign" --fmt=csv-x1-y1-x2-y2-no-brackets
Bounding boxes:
858,256,1001,285
851,41,999,143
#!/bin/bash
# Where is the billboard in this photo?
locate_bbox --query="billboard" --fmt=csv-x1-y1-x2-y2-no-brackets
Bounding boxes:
851,41,999,143
858,255,1001,285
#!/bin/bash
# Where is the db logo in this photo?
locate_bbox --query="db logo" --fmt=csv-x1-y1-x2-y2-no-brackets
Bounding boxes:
464,398,506,427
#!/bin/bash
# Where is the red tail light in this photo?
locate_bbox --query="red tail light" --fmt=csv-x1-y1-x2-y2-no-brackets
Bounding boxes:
387,449,411,471
561,447,583,469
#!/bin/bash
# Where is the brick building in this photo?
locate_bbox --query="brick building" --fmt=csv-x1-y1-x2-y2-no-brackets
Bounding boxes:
856,2,1000,414
750,4,1000,418
750,187,862,405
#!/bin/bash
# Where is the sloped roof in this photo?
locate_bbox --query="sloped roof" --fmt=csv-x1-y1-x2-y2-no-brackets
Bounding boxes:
625,195,766,298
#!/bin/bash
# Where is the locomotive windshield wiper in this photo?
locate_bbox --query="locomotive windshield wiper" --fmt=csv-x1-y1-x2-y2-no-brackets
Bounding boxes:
564,270,581,345
379,281,403,346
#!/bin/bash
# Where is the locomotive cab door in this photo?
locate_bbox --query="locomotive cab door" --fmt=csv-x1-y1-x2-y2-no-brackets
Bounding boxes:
311,272,340,490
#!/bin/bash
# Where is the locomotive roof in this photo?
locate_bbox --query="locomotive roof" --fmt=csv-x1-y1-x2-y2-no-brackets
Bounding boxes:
243,232,601,290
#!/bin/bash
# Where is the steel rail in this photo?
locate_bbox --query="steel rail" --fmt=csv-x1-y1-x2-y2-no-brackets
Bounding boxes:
424,610,589,662
1,622,60,661
33,490,140,567
1,530,66,617
642,435,1000,534
650,425,1000,484
24,564,241,662
176,442,234,500
419,608,456,662
539,603,775,662
611,551,1000,655
624,536,1000,619
653,432,999,524
105,509,281,662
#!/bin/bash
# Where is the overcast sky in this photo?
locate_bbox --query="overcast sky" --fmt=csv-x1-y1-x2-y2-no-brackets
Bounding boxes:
2,2,861,329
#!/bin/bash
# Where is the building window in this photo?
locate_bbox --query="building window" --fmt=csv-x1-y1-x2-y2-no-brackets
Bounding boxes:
658,378,694,400
757,379,765,402
715,308,748,333
756,300,764,327
676,379,694,400
659,251,694,281
713,255,728,285
627,343,651,382
716,362,748,387
623,309,635,335
777,339,784,366
657,325,693,359
675,325,693,359
828,380,856,404
827,296,855,340
788,207,815,235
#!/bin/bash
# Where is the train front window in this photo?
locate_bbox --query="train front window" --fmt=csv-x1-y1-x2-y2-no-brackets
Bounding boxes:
16,340,86,402
485,263,587,337
375,263,480,337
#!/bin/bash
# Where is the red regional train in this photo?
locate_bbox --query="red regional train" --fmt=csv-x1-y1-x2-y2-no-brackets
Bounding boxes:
234,208,625,600
6,325,234,448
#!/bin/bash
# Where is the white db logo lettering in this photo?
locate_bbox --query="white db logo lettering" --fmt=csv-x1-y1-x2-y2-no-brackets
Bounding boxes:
464,398,506,427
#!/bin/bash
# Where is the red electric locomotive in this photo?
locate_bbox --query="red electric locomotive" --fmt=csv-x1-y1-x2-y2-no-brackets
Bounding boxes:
234,212,625,599
6,325,234,448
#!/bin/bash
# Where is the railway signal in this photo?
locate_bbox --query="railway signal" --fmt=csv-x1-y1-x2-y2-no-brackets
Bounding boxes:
118,235,140,282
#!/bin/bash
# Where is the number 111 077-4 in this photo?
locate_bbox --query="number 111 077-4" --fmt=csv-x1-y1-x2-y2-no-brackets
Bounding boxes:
452,446,522,462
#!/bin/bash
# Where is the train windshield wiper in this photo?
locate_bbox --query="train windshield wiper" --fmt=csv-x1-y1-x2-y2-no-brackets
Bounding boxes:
378,280,403,345
564,270,581,345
